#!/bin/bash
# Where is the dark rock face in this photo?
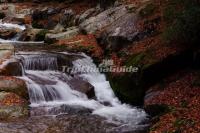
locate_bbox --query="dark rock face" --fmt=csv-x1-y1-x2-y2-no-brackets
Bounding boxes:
68,77,95,99
0,59,23,76
31,7,76,29
99,0,115,10
0,29,17,40
0,12,5,19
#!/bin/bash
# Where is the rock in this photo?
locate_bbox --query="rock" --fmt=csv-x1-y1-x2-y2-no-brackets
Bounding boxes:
99,0,115,10
52,23,65,33
79,5,135,34
31,7,61,29
0,92,28,121
0,12,5,19
32,8,48,20
0,28,17,40
18,28,42,41
0,76,28,100
0,44,14,65
0,44,14,50
144,104,170,117
60,9,76,28
2,17,25,25
0,105,28,121
68,77,95,99
0,58,23,76
45,26,80,43
78,8,98,23
99,13,139,51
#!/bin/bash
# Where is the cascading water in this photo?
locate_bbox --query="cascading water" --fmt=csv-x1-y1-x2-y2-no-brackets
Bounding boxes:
0,22,44,45
16,52,148,132
1,21,148,132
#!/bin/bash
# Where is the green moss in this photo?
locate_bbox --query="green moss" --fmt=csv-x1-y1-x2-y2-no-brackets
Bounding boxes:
32,21,44,29
35,30,49,41
139,3,156,17
107,72,144,105
126,53,145,67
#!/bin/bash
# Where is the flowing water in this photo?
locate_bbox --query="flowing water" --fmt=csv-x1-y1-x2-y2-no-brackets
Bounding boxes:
0,22,148,132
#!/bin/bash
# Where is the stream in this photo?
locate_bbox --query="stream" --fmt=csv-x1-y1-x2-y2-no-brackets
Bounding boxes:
0,22,149,133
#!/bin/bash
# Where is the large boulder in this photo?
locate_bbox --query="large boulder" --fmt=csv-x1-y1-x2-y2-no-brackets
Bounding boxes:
68,77,95,99
79,5,135,34
99,13,139,51
45,26,80,43
0,58,23,76
0,76,29,100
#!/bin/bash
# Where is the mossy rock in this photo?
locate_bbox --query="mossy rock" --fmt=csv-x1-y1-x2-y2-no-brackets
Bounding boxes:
35,29,49,41
108,52,157,105
108,72,144,105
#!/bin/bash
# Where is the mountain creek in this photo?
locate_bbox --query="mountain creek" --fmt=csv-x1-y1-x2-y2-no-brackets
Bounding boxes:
1,0,200,133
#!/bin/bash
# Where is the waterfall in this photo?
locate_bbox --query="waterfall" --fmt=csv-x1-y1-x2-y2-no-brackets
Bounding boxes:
22,55,58,70
17,52,147,131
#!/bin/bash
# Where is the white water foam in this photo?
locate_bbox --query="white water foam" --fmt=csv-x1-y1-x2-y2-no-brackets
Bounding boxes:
18,52,147,130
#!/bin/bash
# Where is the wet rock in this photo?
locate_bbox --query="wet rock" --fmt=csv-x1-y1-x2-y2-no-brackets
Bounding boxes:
68,77,95,99
0,28,17,40
18,28,43,41
31,105,92,116
0,76,28,100
0,58,23,76
2,17,25,25
0,114,116,133
45,26,80,43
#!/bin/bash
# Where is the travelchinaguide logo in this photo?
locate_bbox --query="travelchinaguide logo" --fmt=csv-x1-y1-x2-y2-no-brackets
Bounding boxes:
62,59,138,74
